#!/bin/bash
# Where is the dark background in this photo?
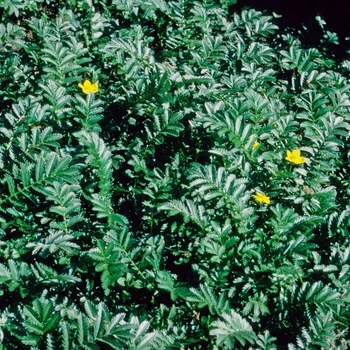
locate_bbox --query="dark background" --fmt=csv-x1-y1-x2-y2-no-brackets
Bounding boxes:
234,0,350,60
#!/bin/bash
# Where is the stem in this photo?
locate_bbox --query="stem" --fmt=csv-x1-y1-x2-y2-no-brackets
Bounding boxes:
120,246,147,281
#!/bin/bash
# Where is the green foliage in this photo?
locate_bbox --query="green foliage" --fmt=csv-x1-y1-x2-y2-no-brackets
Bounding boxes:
1,0,350,348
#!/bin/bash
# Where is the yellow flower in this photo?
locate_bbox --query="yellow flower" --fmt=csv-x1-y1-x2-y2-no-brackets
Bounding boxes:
252,140,260,150
285,150,305,164
78,80,98,94
252,191,270,205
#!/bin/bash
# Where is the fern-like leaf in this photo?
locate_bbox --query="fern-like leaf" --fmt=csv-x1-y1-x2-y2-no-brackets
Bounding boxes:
210,310,257,348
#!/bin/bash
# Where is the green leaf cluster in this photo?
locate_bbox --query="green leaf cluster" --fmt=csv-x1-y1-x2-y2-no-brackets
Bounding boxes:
1,0,350,348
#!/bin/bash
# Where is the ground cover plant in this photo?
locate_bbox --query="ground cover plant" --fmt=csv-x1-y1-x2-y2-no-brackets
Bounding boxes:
1,0,350,348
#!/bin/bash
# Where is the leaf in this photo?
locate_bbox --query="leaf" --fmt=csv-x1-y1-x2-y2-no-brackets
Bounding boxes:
243,292,269,319
26,230,80,255
210,310,257,348
187,284,230,315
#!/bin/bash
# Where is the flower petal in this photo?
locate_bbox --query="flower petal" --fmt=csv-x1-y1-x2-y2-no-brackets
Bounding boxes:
252,191,270,204
78,80,98,94
252,140,260,150
90,83,98,93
